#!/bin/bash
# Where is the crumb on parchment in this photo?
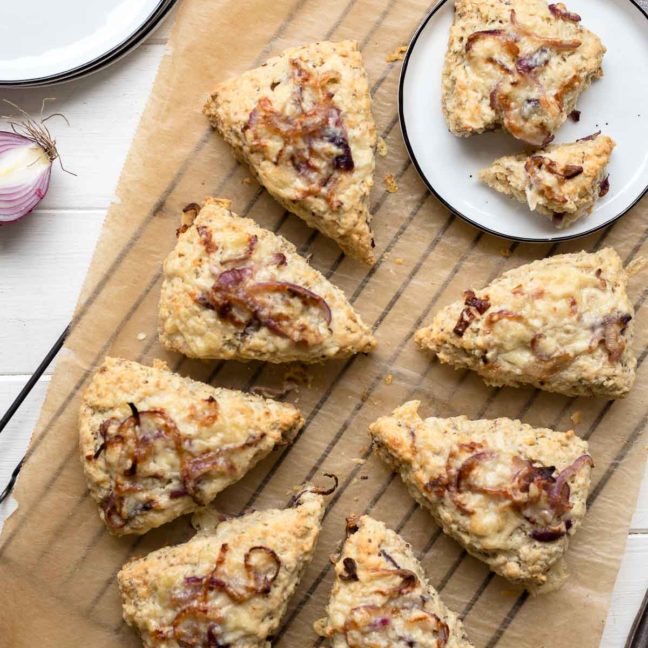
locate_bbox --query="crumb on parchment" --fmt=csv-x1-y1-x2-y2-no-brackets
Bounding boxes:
136,332,147,341
500,247,512,258
241,176,253,185
570,410,582,425
386,45,408,62
377,137,388,157
384,374,394,385
383,173,398,193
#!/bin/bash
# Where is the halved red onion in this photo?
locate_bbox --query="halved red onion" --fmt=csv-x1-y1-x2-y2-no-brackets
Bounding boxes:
0,131,52,224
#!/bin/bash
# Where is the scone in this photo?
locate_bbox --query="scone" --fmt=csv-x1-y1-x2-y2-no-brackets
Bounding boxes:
415,248,637,398
315,515,473,647
369,402,593,592
480,132,615,227
442,0,605,145
158,198,376,363
79,357,303,535
204,40,377,264
118,490,324,647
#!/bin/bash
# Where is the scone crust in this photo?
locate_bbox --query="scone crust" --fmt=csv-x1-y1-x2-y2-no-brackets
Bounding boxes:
79,357,303,535
204,40,377,264
317,514,473,647
118,492,324,647
158,198,376,363
416,248,636,398
442,0,605,144
479,134,615,227
369,401,592,591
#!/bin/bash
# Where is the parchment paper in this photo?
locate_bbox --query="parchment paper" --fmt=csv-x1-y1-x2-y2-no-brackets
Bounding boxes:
1,0,647,646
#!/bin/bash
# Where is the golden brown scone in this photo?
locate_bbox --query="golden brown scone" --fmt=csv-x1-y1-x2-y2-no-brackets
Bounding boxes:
159,198,376,363
415,248,637,398
204,40,377,264
118,490,324,647
79,357,303,535
315,515,473,647
442,0,605,145
480,132,615,228
369,401,593,592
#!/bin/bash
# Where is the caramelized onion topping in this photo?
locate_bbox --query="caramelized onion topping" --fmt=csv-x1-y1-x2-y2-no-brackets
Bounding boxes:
289,472,339,506
599,175,610,197
452,290,491,337
244,59,354,208
548,3,582,22
510,9,581,49
95,403,265,528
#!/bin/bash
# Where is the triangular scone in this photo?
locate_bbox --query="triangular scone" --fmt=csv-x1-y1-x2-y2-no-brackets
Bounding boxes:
415,248,637,398
79,357,303,535
118,490,324,647
480,133,615,228
204,40,377,264
442,0,605,145
370,402,593,592
159,198,376,363
315,515,473,647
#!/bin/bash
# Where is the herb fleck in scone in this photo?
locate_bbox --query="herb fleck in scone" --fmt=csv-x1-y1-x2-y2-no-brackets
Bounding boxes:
480,132,614,227
118,490,324,647
79,357,303,535
370,402,593,592
442,0,605,145
415,248,637,398
158,198,376,363
204,40,377,264
316,515,473,647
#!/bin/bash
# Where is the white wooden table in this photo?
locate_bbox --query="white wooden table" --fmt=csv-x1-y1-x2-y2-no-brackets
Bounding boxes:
0,12,645,647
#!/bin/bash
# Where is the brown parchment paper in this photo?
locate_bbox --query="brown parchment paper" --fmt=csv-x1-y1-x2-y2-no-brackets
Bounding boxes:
1,0,647,646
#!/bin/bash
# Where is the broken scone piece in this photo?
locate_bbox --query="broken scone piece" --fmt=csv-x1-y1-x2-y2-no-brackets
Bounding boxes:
370,402,593,591
204,40,377,264
480,133,615,228
415,248,637,398
316,515,473,647
442,0,605,145
79,357,303,535
119,489,324,647
159,198,376,363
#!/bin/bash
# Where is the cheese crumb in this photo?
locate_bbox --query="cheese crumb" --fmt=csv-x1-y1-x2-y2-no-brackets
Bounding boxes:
383,173,398,193
386,45,408,62
384,374,394,385
377,137,388,157
570,410,582,425
136,332,147,341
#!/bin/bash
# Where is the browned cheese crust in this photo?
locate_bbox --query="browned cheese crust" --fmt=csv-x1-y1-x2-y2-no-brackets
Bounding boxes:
204,40,377,263
158,198,376,363
415,248,636,398
442,0,605,145
79,357,303,535
369,402,593,591
118,491,324,647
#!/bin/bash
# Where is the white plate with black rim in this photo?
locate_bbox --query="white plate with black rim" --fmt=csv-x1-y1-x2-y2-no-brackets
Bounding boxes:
0,0,177,87
399,0,648,242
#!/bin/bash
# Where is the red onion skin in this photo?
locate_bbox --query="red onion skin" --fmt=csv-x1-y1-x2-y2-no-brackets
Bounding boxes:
0,131,52,224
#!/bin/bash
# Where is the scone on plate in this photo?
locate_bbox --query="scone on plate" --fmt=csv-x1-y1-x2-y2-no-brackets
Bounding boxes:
204,40,377,264
79,357,303,535
480,132,615,228
315,514,473,647
369,401,593,592
118,489,324,647
442,0,605,145
158,198,376,363
415,248,638,398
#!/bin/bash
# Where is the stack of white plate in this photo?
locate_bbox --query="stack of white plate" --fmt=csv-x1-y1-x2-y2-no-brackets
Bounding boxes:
0,0,178,87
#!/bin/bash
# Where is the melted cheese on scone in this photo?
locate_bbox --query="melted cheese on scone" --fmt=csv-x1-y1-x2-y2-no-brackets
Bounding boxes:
118,491,324,647
480,133,615,227
415,248,637,398
316,515,473,647
442,0,605,145
158,198,376,363
204,40,377,264
369,402,593,591
79,357,303,535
